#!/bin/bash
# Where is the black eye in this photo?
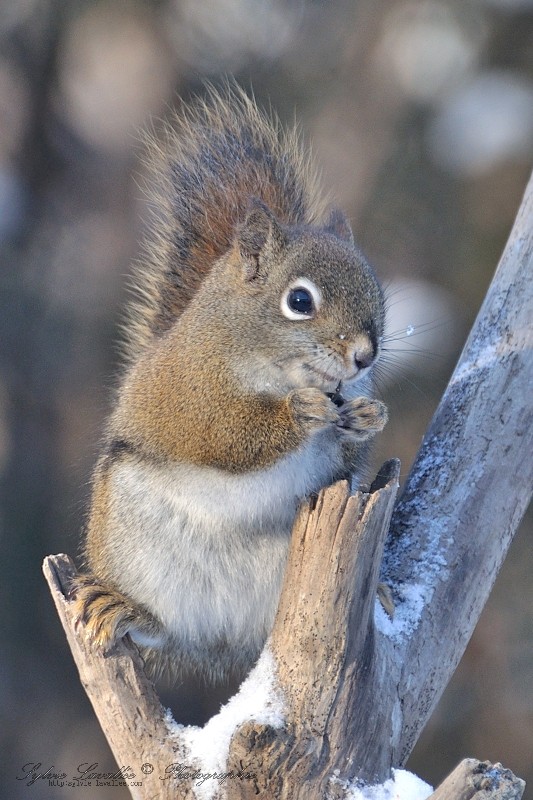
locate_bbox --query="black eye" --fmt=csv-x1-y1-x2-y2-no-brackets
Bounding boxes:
287,287,314,315
281,278,321,320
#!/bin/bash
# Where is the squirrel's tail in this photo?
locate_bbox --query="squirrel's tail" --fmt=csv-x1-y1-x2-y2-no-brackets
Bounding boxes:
123,83,329,363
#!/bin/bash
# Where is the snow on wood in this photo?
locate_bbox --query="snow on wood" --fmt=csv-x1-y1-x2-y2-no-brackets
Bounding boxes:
172,649,285,800
331,769,433,800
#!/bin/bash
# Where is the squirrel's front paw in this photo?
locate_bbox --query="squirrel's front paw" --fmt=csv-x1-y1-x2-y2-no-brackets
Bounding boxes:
70,575,164,650
288,387,339,433
337,396,388,440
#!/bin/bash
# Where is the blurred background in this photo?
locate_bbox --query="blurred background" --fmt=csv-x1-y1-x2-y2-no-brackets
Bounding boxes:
1,0,531,797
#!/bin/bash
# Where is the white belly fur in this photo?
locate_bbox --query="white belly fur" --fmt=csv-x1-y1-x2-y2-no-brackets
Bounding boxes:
104,429,345,665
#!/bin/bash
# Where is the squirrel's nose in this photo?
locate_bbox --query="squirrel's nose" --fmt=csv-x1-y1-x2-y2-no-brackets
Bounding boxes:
353,337,375,371
354,351,374,371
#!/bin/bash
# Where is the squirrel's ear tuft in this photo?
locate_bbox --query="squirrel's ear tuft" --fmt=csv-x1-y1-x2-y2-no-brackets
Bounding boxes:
236,198,286,281
324,208,354,246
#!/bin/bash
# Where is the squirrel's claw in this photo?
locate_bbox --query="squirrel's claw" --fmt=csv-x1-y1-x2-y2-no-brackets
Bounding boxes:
70,575,161,651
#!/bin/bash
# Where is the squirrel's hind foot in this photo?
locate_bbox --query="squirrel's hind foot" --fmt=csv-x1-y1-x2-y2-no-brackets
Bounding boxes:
70,575,165,651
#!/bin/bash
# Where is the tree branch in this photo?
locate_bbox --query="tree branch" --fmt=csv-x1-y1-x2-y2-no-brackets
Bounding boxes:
429,759,525,800
227,460,400,797
378,169,533,768
43,554,190,800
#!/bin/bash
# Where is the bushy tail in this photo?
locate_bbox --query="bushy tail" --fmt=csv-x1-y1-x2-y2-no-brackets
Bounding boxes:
123,84,328,363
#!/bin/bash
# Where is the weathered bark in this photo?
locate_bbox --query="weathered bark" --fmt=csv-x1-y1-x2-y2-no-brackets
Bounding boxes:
429,759,525,800
374,168,533,770
43,171,533,798
43,554,191,800
226,461,400,798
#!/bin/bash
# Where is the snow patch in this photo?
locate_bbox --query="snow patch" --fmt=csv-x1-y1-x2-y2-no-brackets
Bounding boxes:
376,444,451,641
449,330,529,387
375,583,429,638
165,647,285,800
330,768,433,800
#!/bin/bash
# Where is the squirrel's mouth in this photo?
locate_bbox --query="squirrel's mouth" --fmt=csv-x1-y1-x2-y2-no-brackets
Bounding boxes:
306,365,340,386
282,359,347,392
326,383,345,407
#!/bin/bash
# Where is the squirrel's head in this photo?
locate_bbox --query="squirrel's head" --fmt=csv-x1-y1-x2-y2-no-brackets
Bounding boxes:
219,198,385,395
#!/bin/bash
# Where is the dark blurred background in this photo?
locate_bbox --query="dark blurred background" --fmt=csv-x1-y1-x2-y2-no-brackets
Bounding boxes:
1,1,532,797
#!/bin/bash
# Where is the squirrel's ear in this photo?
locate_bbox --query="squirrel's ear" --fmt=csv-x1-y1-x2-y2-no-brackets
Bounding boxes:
324,208,354,246
236,198,286,281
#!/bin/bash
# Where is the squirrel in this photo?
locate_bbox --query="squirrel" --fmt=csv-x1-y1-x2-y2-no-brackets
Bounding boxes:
73,85,388,684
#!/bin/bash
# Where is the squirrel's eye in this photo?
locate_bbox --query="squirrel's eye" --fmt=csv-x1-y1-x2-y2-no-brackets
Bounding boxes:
288,288,314,315
281,278,321,321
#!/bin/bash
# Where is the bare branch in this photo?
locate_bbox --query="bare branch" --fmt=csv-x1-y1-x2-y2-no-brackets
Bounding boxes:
429,759,525,800
374,171,533,768
43,554,190,800
226,461,401,796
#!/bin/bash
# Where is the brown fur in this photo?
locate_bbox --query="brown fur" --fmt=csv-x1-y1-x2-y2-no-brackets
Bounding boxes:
113,338,319,473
